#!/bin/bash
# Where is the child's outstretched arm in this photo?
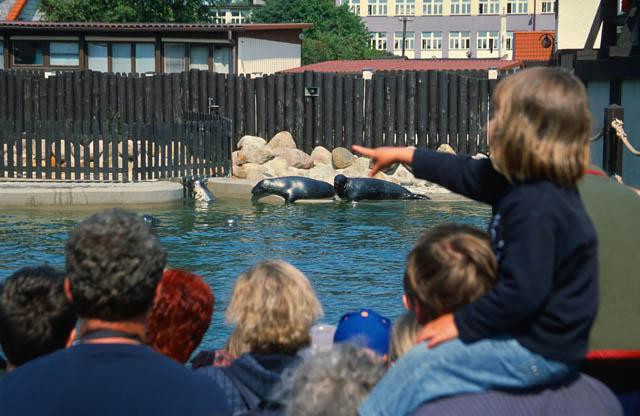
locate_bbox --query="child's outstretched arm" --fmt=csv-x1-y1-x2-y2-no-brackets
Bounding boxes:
352,146,509,205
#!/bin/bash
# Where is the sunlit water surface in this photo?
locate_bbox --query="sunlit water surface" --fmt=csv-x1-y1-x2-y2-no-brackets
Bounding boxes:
0,199,490,353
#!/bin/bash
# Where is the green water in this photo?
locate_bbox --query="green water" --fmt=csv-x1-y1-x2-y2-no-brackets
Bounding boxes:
0,199,491,351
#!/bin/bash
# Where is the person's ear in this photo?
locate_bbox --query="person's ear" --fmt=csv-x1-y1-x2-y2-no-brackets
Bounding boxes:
64,278,73,302
65,328,77,348
402,294,412,311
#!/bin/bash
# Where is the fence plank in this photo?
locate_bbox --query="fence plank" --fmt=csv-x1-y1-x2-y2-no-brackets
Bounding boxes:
83,121,90,180
117,73,126,124
406,71,416,147
154,74,163,125
303,71,313,153
266,75,276,139
216,73,226,122
448,75,459,152
276,73,285,133
36,120,43,179
396,73,407,146
23,77,32,132
468,77,479,155
171,74,182,123
16,132,23,179
294,73,304,148
0,71,6,120
428,71,438,149
74,71,82,122
256,76,266,140
92,121,99,180
334,75,344,148
313,72,324,147
8,74,16,123
112,121,119,181
246,76,256,136
323,73,334,149
73,121,81,180
363,78,373,147
163,74,172,123
344,76,354,148
16,76,24,132
102,121,110,181
7,128,15,178
416,72,428,149
189,69,199,113
479,78,489,154
54,121,62,179
143,75,153,123
56,75,64,122
438,72,449,146
226,74,235,139
122,124,129,182
63,120,71,179
100,73,109,128
285,73,295,135
199,70,208,114
384,73,394,147
372,74,384,148
236,75,246,141
458,76,469,154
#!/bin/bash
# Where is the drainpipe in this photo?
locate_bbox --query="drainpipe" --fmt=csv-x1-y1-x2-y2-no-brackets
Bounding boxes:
533,0,537,30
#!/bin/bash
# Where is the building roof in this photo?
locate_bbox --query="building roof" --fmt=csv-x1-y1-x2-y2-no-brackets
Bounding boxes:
513,31,556,62
6,0,28,21
0,21,311,33
282,58,523,73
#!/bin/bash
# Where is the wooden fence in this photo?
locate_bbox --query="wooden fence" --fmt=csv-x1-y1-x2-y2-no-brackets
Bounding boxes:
0,69,496,157
0,113,232,182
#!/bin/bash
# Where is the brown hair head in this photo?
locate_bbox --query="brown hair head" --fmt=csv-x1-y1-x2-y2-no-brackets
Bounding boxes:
404,224,497,323
226,260,323,355
490,67,592,187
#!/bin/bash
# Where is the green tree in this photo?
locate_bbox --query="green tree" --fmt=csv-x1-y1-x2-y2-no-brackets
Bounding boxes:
252,0,390,65
38,0,210,23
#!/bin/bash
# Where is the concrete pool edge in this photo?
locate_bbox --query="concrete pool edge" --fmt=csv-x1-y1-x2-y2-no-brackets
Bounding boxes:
0,178,469,207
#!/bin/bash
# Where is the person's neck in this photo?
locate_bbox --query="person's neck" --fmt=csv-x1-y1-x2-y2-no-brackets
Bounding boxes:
79,318,147,345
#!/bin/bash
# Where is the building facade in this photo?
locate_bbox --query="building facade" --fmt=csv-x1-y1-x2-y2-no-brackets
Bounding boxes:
211,0,265,24
338,0,556,59
0,22,308,76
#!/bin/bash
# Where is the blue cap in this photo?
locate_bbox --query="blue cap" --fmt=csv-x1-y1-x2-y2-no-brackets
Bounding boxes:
333,309,392,357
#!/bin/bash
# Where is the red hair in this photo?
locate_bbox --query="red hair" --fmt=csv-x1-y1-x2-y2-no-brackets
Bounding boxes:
147,269,214,364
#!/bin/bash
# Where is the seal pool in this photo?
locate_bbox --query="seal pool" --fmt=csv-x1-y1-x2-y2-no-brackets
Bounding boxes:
0,199,490,353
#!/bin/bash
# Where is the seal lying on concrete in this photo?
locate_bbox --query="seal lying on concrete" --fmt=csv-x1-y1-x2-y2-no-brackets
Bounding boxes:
184,177,215,203
251,176,335,203
334,174,429,201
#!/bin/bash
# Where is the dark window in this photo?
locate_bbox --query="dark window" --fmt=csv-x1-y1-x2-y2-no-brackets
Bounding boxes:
13,40,45,65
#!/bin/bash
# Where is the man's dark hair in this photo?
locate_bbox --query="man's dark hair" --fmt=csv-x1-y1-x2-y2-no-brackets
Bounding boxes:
65,209,167,321
0,265,77,366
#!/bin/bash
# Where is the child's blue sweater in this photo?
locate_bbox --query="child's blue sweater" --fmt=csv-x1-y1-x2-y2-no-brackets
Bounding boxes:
413,149,598,363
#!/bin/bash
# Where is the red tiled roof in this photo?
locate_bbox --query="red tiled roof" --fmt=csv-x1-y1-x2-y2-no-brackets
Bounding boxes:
6,0,28,21
0,21,311,32
282,59,522,73
513,31,555,62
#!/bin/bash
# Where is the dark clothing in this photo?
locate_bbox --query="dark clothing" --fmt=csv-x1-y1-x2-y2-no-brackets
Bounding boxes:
0,343,230,416
199,353,298,415
412,150,599,363
412,374,622,416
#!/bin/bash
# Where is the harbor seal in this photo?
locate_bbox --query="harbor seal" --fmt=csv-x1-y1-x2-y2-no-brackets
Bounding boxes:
251,176,335,203
333,174,429,201
183,176,215,203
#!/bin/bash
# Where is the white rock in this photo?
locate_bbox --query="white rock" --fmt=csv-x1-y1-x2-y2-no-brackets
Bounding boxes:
307,164,337,184
266,131,296,150
276,148,314,169
262,157,289,177
391,164,416,185
437,144,456,154
332,147,354,169
246,170,266,181
237,135,267,150
237,143,275,165
310,146,332,165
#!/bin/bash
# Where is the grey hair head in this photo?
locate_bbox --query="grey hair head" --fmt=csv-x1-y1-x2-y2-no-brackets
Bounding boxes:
275,343,385,416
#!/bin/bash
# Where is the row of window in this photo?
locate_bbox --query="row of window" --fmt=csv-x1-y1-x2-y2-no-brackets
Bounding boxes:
347,0,555,16
212,9,252,24
370,31,513,51
3,40,232,74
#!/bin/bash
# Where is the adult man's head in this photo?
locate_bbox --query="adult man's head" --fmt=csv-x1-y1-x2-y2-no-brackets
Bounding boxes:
403,223,497,325
0,265,77,369
147,269,214,364
65,209,167,322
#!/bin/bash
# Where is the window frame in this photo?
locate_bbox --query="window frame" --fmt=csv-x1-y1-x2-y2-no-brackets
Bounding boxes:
477,31,499,51
87,41,156,74
370,32,388,50
367,0,387,16
478,0,499,14
421,31,442,50
450,0,471,15
394,31,414,51
506,0,528,14
449,31,470,50
541,0,555,13
422,0,443,15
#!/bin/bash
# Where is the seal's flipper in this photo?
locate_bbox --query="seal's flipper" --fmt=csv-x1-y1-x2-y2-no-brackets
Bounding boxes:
408,193,430,200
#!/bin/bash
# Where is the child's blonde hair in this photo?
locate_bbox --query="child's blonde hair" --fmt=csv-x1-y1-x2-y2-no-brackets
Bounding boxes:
490,67,591,187
226,260,323,355
389,312,420,362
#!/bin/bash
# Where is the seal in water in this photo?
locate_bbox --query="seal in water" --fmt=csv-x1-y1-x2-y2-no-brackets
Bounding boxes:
251,176,335,203
142,215,160,227
333,174,429,201
184,176,216,203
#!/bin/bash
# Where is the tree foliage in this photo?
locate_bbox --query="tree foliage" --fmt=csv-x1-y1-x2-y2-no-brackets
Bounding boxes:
252,0,390,65
38,0,210,23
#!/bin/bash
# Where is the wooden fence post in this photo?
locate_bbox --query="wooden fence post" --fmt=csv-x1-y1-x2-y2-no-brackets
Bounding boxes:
603,104,624,177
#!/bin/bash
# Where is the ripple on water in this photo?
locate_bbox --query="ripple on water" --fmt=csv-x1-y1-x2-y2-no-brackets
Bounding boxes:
0,200,490,351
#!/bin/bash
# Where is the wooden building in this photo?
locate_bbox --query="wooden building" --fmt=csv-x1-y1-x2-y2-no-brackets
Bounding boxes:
0,21,310,75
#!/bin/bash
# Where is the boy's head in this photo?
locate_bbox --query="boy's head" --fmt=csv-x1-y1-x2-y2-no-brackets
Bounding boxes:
0,266,77,368
490,67,591,187
389,312,420,363
403,224,497,325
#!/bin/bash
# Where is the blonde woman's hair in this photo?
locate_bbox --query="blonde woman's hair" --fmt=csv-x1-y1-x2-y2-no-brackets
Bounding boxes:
225,327,250,357
226,260,323,355
389,312,421,362
404,224,497,322
490,67,592,187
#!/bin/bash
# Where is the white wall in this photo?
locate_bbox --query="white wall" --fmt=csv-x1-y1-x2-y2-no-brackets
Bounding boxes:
557,0,601,50
237,37,301,75
621,80,640,186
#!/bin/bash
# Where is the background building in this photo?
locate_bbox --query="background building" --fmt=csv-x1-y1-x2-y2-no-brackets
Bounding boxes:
211,0,265,24
0,0,41,21
338,0,556,59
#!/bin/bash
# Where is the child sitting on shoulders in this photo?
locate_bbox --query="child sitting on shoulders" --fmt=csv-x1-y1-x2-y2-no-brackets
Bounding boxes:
356,67,599,416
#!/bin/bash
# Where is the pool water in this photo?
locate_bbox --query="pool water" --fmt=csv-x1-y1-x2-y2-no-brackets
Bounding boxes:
0,199,491,353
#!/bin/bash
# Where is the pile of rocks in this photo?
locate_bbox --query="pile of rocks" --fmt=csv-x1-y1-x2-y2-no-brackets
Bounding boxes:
231,131,466,195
